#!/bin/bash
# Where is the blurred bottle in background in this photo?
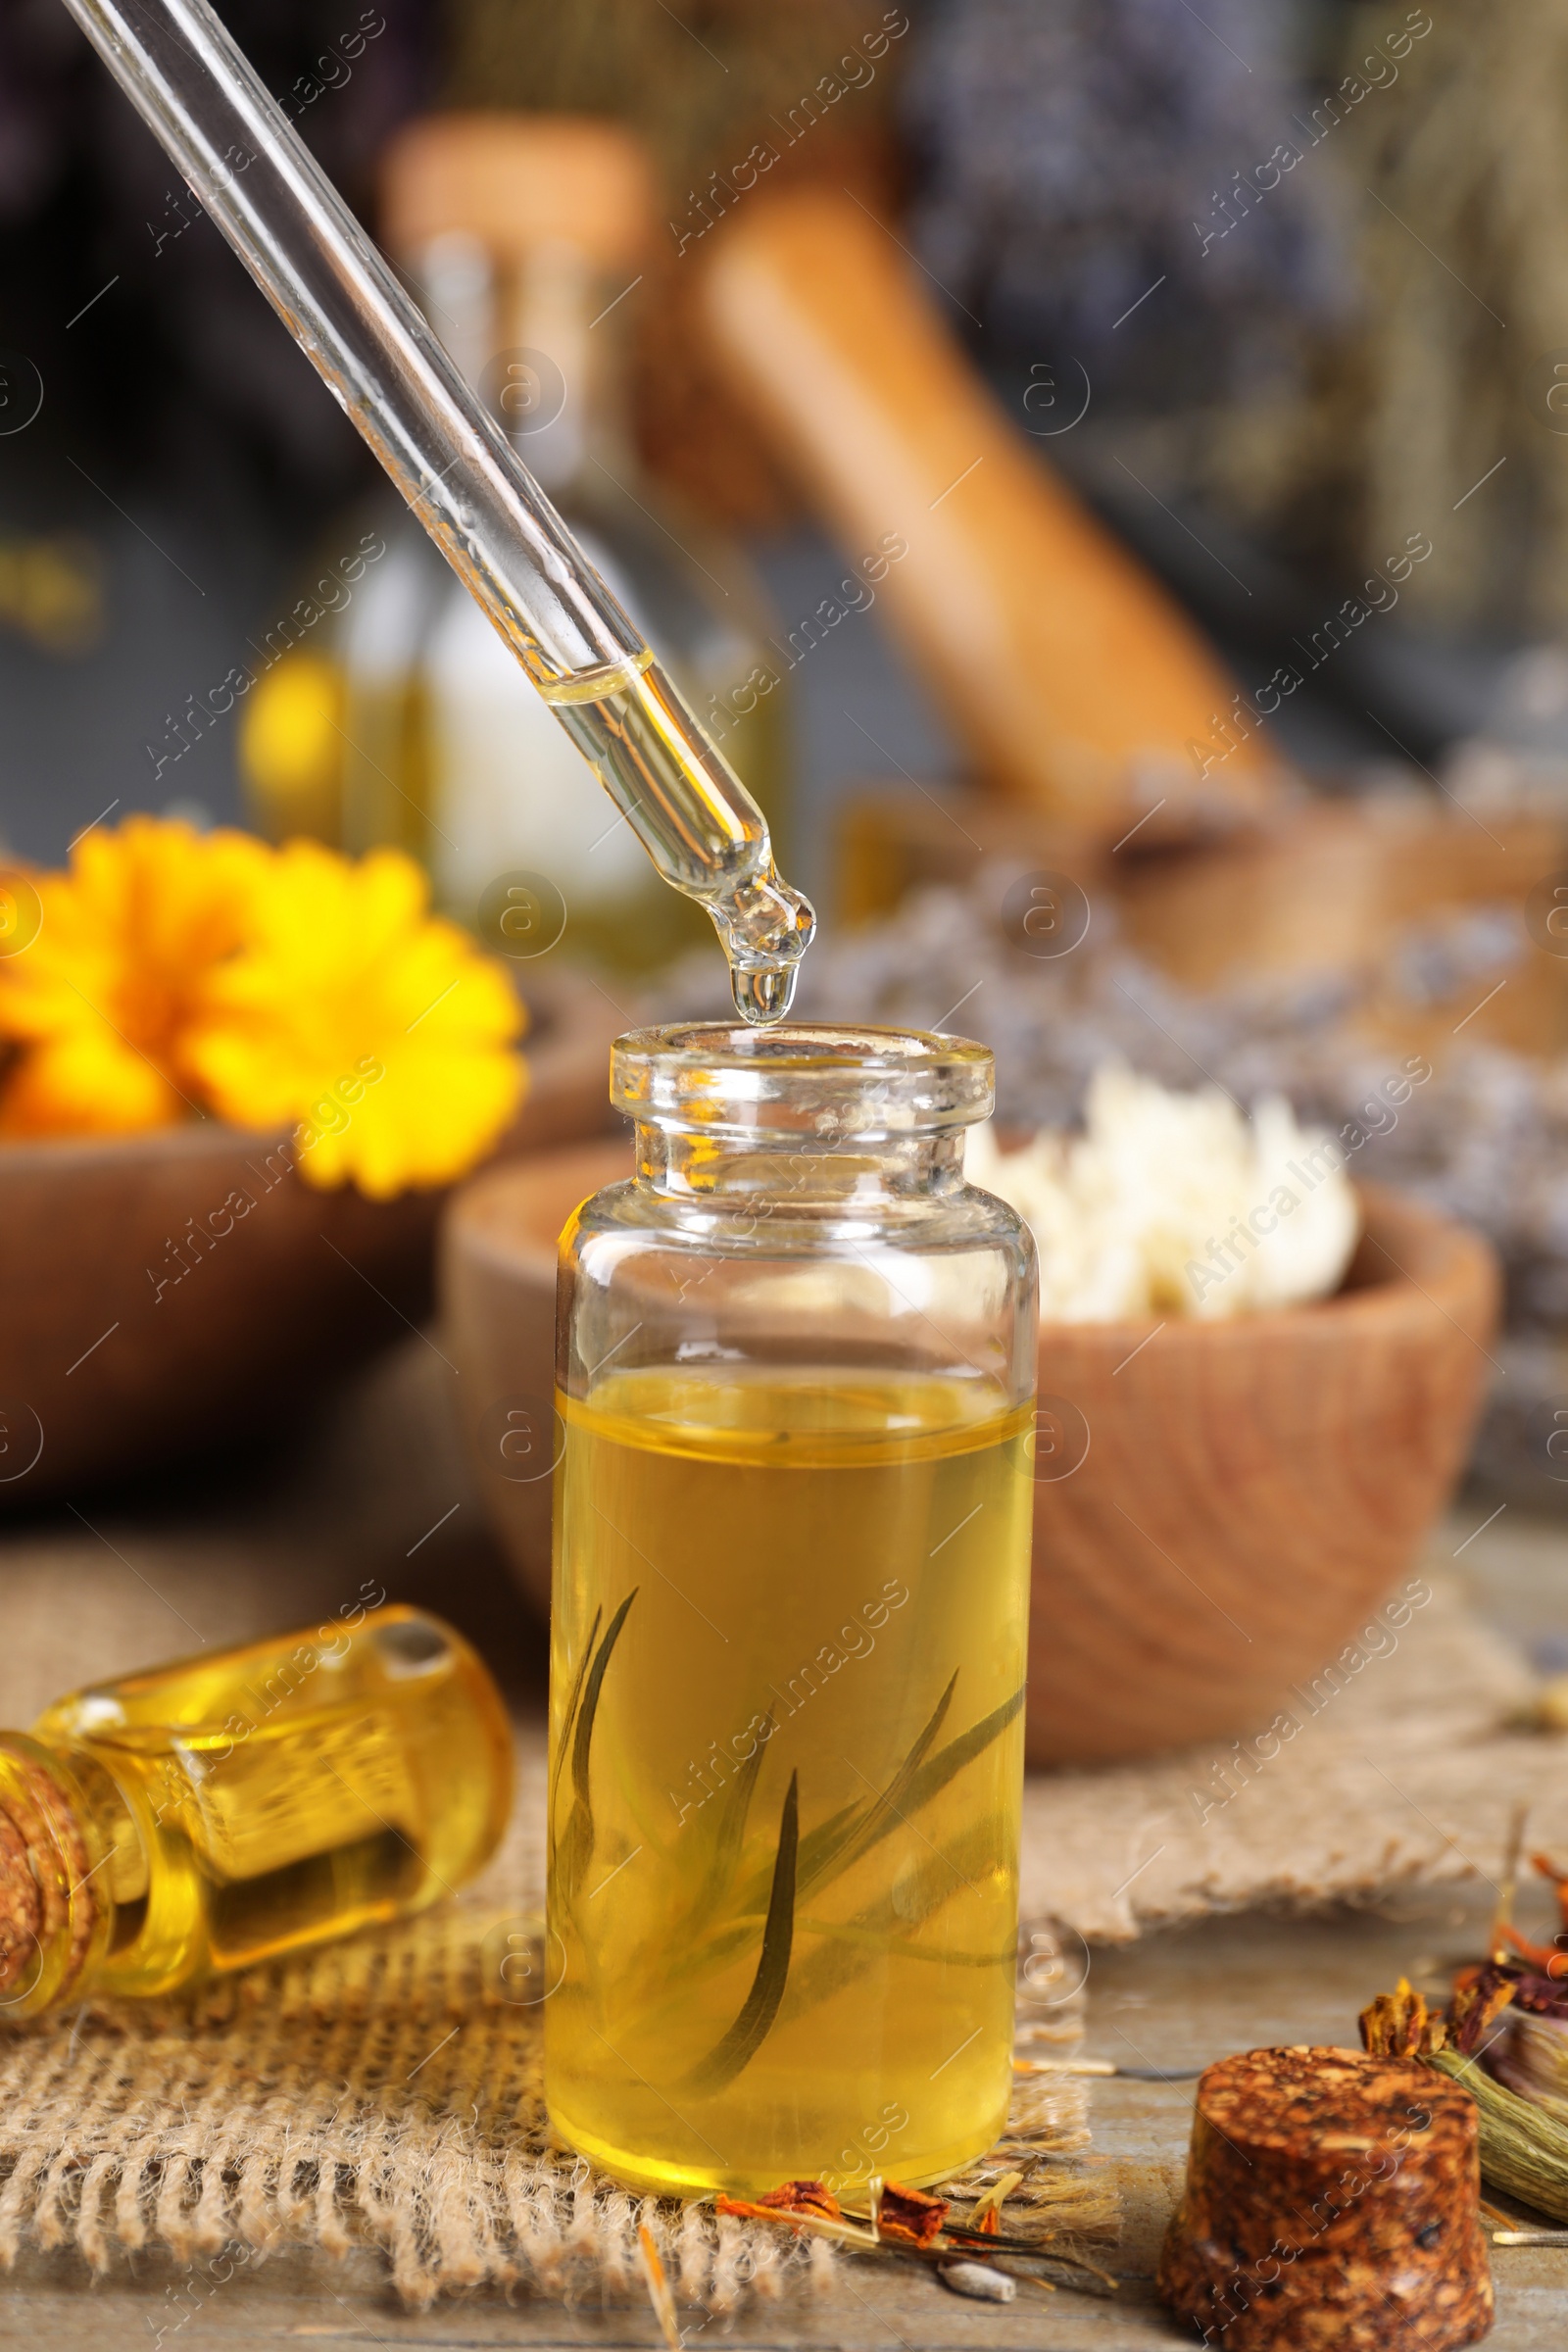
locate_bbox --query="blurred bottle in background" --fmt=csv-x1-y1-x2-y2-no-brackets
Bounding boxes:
239,643,347,848
242,113,788,972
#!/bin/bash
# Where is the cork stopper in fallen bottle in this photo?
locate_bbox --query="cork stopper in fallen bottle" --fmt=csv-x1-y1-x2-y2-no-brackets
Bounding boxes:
0,1748,96,2013
0,1802,42,2001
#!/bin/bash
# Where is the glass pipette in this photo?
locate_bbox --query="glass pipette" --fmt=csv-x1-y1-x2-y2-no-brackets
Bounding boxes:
55,0,814,1021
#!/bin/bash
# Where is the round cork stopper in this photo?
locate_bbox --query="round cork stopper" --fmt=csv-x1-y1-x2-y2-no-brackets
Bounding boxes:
380,114,653,272
0,1753,94,2012
0,1803,41,2001
1157,2045,1492,2351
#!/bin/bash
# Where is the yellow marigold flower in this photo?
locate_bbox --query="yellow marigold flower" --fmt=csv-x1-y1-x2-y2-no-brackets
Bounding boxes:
186,840,525,1198
0,815,268,1138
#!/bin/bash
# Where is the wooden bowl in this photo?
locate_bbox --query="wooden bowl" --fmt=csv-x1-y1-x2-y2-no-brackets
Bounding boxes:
441,1139,621,1604
0,970,622,1510
1022,1184,1498,1762
440,1145,1500,1764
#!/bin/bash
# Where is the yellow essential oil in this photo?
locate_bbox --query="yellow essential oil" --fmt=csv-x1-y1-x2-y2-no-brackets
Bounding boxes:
544,1366,1033,2198
0,1603,511,2019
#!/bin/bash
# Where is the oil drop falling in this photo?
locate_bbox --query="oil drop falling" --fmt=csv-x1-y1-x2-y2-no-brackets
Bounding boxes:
728,961,796,1023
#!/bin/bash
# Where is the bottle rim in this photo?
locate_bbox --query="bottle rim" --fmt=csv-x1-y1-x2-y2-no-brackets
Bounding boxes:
610,1022,994,1137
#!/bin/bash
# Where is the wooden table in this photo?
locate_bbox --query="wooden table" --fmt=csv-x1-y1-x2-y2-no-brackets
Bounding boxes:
0,1889,1560,2349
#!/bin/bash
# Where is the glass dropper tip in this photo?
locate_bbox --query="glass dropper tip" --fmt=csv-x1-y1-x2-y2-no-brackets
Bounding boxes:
710,866,815,1026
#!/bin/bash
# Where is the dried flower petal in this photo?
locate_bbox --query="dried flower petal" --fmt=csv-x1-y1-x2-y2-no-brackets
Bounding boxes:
758,2180,842,2221
1495,1925,1568,1979
1449,1964,1518,2056
637,2225,681,2352
1508,1974,1568,2020
964,1072,1358,1322
1359,1977,1446,2061
712,2197,876,2252
967,2167,1024,2234
876,2182,949,2247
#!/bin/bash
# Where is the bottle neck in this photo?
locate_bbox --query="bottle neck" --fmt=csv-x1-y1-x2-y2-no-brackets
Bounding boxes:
613,1027,998,1207
633,1121,969,1204
512,238,629,496
415,230,630,500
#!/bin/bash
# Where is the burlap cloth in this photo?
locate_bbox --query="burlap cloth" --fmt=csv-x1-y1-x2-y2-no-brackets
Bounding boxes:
1028,1568,1556,1943
0,1723,1102,2308
0,1345,1559,2306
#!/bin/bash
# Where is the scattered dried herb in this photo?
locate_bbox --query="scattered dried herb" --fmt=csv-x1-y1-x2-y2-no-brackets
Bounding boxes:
713,2195,880,2253
967,2168,1024,2232
941,2222,1069,2256
723,2174,1120,2297
685,1770,798,2092
1358,1839,1568,2231
1494,1848,1568,1978
1449,1963,1518,2054
1428,2045,1568,2224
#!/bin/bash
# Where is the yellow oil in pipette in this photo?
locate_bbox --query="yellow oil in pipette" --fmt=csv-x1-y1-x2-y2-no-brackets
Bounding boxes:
540,651,810,1022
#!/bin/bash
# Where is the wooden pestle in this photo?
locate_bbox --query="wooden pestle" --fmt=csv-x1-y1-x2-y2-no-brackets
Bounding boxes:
699,186,1283,838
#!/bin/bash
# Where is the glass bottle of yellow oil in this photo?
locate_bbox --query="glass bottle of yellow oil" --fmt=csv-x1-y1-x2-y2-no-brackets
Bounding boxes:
545,1024,1038,2196
0,1603,511,2019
